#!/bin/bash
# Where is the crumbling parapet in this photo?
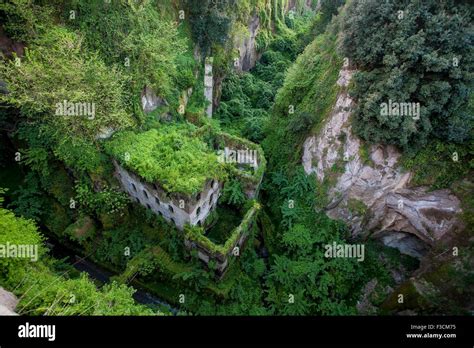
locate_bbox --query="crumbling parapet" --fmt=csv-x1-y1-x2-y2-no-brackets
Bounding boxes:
192,125,267,200
184,202,260,275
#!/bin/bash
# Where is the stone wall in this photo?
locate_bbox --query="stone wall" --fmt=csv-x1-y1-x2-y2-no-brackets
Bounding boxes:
236,14,260,72
184,203,259,276
213,131,266,199
114,161,221,230
111,126,265,276
185,239,229,274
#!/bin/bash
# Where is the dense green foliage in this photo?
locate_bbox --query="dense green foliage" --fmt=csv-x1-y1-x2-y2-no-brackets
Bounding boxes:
263,169,362,314
105,124,224,194
64,0,189,100
185,0,233,54
400,140,474,190
0,0,472,318
263,32,340,169
221,179,247,206
340,0,473,151
0,193,162,315
0,26,134,140
214,1,332,140
0,0,54,41
0,194,45,277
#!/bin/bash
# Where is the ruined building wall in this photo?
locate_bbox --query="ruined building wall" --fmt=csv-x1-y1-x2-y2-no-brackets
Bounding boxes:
184,202,259,275
113,161,221,230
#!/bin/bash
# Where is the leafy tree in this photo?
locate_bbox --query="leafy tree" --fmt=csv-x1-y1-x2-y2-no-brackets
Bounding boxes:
340,0,474,150
65,0,187,100
0,26,134,141
0,190,45,279
13,270,158,316
184,0,234,54
221,179,246,207
75,183,128,217
242,109,268,143
8,173,48,222
0,196,161,316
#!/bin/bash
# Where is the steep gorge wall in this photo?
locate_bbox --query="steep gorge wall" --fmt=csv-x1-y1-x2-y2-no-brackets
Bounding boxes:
236,14,261,73
302,67,463,258
235,0,315,72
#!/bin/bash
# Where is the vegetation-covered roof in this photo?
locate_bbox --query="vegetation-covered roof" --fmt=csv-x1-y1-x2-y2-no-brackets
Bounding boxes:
105,123,224,194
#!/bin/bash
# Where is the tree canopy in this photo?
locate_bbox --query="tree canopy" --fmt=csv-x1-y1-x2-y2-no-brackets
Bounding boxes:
340,0,473,150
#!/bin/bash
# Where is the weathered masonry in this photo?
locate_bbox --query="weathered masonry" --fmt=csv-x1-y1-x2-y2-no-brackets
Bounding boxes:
114,160,221,230
184,202,261,274
106,124,223,231
183,126,266,275
106,123,266,275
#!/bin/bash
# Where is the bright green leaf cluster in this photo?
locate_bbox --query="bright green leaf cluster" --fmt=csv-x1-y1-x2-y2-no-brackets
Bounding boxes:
105,123,225,195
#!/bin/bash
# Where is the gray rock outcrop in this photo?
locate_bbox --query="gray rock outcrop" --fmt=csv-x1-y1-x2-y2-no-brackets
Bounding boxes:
237,15,260,72
302,67,463,257
141,85,167,113
0,287,18,316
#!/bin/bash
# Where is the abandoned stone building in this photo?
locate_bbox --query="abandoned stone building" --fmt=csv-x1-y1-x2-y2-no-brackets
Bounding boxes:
107,123,266,275
114,160,221,231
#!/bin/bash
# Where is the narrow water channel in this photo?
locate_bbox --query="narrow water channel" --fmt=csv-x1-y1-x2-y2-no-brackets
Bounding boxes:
45,238,179,315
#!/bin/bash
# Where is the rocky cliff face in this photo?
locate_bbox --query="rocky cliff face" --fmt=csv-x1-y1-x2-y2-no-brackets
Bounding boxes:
0,287,18,315
302,67,463,258
213,14,261,108
141,85,167,113
237,14,261,73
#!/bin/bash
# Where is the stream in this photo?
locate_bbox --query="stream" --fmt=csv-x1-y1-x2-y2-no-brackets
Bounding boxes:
45,238,179,315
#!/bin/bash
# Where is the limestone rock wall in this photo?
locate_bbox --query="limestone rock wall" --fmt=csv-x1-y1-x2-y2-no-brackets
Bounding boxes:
302,67,463,257
0,287,18,316
236,14,261,72
141,85,167,113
